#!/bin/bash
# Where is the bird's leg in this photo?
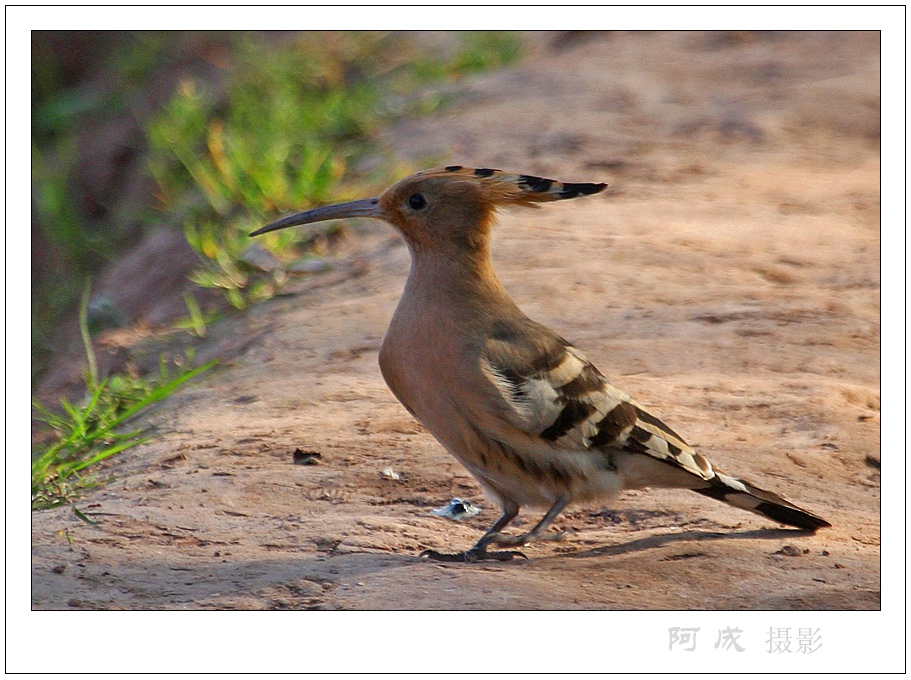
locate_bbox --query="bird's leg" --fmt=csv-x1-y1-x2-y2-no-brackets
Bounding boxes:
420,502,527,562
491,496,570,548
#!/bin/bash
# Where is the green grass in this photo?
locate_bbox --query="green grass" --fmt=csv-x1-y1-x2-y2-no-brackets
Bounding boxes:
31,286,216,510
32,32,523,365
31,364,213,510
144,33,397,309
30,32,522,503
145,31,523,309
31,32,195,377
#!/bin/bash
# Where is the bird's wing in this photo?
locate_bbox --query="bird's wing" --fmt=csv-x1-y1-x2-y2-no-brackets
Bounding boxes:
480,318,718,483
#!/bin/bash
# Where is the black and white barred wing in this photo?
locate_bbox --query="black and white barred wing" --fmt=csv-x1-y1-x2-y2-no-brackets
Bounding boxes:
481,322,831,531
481,326,712,478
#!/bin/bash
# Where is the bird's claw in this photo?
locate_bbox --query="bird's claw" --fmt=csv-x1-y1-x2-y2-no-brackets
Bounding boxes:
419,548,527,562
492,530,569,547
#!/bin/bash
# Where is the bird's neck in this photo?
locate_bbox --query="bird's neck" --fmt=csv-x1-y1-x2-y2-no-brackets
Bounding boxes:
402,243,520,316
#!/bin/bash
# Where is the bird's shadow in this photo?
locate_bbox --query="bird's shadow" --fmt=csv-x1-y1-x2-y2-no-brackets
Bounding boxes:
544,527,816,561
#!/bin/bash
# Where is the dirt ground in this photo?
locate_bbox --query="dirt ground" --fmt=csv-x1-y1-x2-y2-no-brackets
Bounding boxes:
31,31,880,611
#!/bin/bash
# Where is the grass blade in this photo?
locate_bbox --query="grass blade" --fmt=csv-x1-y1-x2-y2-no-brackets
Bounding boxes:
32,357,216,510
73,506,101,525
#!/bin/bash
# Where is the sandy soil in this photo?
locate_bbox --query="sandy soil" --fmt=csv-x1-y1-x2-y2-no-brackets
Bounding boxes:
32,31,880,611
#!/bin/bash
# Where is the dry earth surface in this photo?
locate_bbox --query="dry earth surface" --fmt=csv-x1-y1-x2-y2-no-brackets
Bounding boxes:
32,31,880,611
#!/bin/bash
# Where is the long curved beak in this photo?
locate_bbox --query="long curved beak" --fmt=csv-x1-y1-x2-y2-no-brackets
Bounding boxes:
250,197,384,236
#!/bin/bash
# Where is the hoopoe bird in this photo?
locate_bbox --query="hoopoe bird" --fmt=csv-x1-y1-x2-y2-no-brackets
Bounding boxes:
252,166,831,562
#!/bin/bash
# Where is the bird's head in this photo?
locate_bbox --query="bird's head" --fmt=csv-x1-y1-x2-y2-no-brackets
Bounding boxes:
251,166,606,253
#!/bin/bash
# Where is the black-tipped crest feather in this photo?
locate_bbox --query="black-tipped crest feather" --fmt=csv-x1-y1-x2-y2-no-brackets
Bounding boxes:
418,166,606,205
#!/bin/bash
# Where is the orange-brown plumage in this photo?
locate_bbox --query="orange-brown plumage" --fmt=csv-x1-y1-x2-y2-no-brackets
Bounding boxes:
253,166,829,562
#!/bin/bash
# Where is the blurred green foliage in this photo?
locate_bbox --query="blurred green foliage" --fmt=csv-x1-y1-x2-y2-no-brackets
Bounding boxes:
32,31,198,376
145,34,387,309
31,30,522,505
145,31,523,308
32,31,523,363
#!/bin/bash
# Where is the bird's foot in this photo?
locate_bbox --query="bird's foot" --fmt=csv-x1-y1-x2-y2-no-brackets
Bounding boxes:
419,548,527,562
491,530,569,548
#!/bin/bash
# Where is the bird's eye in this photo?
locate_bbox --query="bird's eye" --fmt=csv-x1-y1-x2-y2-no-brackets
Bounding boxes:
407,193,427,210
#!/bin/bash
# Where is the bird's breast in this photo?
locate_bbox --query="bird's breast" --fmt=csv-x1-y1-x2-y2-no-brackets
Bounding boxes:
380,294,461,418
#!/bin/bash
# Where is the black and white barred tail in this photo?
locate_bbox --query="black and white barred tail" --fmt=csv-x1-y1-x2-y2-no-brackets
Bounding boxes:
694,471,831,531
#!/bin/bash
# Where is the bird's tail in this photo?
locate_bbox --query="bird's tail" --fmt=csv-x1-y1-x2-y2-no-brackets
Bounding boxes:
693,471,831,531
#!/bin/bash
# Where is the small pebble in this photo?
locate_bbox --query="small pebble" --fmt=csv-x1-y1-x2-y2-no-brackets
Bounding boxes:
430,498,482,520
774,545,804,557
380,466,401,481
293,449,322,465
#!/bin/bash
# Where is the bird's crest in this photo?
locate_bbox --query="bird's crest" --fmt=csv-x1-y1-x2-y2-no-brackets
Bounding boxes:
417,166,607,207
